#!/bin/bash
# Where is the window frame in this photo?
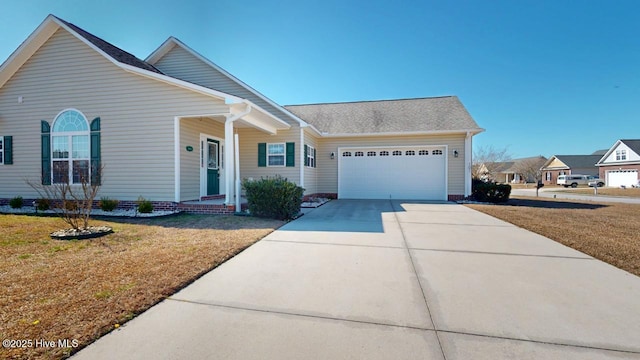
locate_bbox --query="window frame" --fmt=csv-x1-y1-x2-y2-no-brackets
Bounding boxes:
306,145,316,168
51,109,91,184
267,142,286,167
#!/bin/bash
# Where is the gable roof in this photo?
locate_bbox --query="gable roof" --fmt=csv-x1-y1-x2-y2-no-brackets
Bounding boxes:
0,15,243,103
596,139,640,165
493,156,547,174
621,139,640,155
541,155,601,170
146,37,313,130
284,96,483,136
54,16,163,74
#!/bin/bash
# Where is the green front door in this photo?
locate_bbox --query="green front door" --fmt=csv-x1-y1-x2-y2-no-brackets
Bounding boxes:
207,139,219,195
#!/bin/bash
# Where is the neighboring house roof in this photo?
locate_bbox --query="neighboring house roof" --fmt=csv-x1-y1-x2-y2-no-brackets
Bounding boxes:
541,155,601,170
54,16,163,74
494,156,546,174
591,149,608,156
284,96,483,135
596,139,640,166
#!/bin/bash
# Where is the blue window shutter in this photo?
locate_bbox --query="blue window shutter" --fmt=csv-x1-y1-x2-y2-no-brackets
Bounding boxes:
3,136,12,165
41,120,51,185
258,143,266,167
90,117,101,185
286,142,295,167
304,145,308,167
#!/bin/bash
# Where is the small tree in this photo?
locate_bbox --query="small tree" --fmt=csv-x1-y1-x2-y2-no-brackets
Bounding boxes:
472,145,511,180
26,165,103,230
512,156,547,184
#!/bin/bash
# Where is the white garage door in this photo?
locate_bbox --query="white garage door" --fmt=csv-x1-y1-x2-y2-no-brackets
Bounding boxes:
338,146,447,200
607,169,638,187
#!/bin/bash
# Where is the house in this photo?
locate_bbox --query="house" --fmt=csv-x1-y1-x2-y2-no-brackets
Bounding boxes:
0,15,483,213
540,154,601,185
596,139,640,187
491,156,547,183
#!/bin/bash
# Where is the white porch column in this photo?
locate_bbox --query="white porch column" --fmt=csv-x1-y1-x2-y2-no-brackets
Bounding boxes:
174,117,181,203
464,132,472,197
224,118,234,205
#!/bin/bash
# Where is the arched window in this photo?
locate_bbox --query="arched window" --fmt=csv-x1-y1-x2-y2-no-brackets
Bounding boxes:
51,109,90,184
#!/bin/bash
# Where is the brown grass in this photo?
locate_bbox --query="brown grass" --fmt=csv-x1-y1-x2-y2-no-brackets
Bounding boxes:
0,214,283,359
466,197,640,277
551,187,640,197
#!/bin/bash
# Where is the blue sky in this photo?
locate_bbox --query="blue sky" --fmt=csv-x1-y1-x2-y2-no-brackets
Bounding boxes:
1,0,638,158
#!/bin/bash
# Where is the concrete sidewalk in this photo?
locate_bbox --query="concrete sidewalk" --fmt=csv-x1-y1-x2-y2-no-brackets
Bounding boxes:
73,200,640,359
511,188,640,204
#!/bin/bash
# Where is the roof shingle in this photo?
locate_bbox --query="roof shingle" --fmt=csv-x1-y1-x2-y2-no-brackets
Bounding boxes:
55,16,163,74
285,96,481,134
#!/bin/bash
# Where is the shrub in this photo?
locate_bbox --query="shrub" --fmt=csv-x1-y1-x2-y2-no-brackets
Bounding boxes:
36,198,50,211
99,197,119,212
136,196,154,213
472,179,511,203
242,175,304,220
9,196,23,209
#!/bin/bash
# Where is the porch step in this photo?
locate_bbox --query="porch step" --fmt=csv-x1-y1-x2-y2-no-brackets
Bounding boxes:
200,194,226,201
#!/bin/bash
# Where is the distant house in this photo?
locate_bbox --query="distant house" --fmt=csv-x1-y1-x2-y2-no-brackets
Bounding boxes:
540,154,601,185
494,156,547,183
596,139,640,187
478,156,547,183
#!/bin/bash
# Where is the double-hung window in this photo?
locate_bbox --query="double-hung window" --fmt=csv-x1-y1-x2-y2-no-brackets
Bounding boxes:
0,137,3,164
306,145,316,167
51,110,90,183
616,149,627,161
267,143,285,166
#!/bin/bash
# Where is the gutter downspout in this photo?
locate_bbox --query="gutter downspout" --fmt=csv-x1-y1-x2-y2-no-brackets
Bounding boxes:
224,103,252,206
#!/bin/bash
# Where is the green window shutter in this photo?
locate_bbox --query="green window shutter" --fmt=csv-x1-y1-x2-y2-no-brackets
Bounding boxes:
90,117,101,185
286,142,295,167
41,120,51,185
258,143,266,167
304,145,308,167
313,147,317,168
3,136,13,164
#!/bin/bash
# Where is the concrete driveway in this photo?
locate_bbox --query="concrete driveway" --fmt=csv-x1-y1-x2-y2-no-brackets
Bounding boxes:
74,200,640,359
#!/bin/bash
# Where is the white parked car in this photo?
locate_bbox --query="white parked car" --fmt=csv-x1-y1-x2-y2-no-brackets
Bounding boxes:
587,176,605,187
557,174,590,188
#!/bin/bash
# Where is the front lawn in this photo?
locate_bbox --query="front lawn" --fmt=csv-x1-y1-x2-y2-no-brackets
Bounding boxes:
0,214,283,359
466,197,640,277
550,187,640,197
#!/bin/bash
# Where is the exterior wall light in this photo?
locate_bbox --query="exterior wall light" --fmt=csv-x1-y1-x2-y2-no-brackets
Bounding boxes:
453,150,459,158
330,152,335,159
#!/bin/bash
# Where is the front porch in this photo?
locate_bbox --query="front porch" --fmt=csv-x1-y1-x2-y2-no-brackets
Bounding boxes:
174,102,291,211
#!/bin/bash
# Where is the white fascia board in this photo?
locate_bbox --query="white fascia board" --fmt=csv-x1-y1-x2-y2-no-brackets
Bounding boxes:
320,129,485,138
50,19,243,104
596,140,622,165
301,123,323,136
118,63,242,103
147,37,310,127
0,15,59,88
231,101,291,129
